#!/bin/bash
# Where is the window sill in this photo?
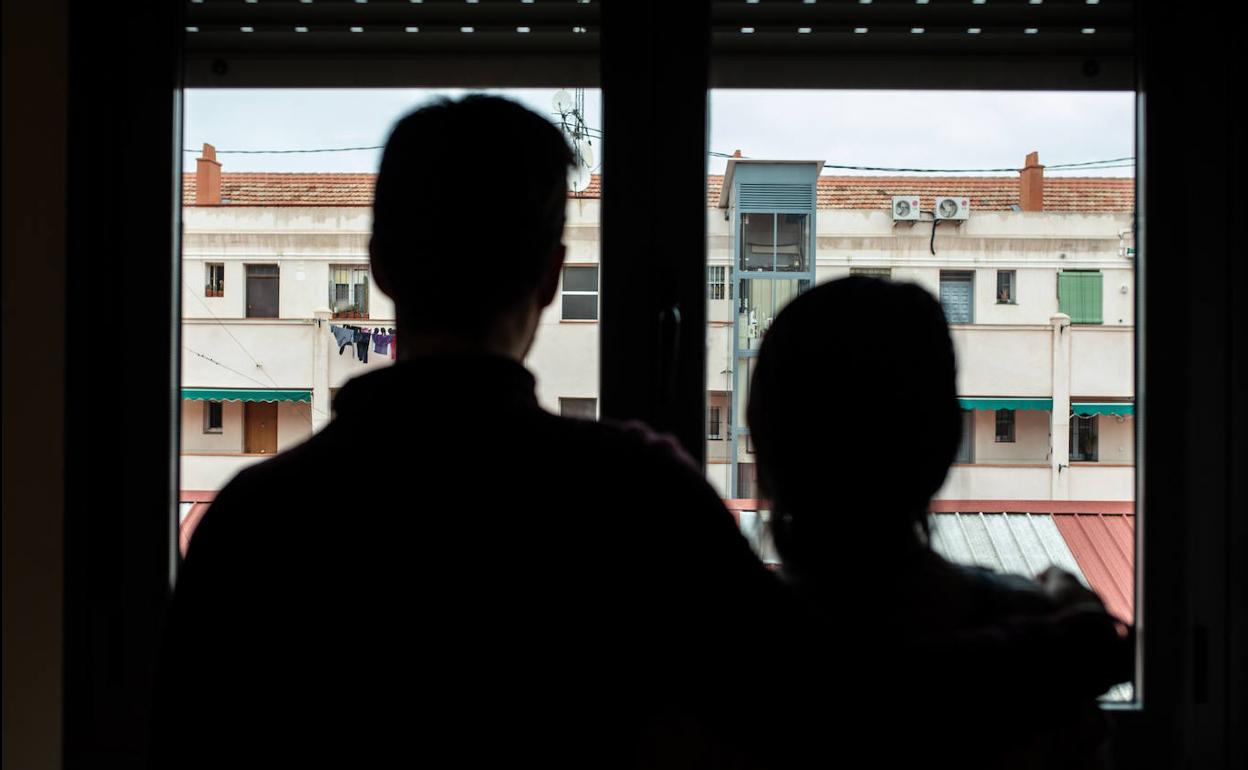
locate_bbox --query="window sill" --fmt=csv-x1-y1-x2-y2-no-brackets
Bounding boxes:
995,300,1017,305
560,318,598,324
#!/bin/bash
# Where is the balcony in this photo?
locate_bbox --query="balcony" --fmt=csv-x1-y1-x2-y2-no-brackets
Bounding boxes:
936,463,1052,500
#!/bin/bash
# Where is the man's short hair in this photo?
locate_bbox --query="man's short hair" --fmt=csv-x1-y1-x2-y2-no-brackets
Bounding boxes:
371,95,574,332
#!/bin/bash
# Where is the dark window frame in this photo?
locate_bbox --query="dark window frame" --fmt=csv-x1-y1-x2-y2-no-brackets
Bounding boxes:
996,269,1016,305
995,409,1016,443
202,400,223,434
49,4,1244,768
1070,414,1099,462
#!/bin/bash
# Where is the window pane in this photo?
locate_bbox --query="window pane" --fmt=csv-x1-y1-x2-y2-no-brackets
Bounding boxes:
562,294,598,321
181,86,602,524
710,89,1137,702
739,212,774,272
562,266,598,292
559,397,597,420
774,214,808,272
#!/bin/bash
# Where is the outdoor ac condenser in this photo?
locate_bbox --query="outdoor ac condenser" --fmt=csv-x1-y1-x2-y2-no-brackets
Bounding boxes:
934,196,971,221
892,195,921,221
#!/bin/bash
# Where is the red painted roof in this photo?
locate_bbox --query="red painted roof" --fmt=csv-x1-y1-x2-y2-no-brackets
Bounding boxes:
1052,512,1135,624
179,490,216,557
183,172,1132,212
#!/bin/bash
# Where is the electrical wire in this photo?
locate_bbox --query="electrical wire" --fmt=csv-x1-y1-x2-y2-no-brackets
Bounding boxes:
182,140,1132,175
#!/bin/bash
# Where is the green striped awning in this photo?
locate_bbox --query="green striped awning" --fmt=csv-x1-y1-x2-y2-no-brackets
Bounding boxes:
1072,401,1134,417
182,388,311,403
958,397,1053,411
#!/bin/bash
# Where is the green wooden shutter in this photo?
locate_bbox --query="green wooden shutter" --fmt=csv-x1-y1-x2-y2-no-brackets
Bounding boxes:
1058,271,1103,324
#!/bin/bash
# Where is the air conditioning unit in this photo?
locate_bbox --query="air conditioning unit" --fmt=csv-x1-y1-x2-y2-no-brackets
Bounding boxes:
892,195,921,221
935,196,970,221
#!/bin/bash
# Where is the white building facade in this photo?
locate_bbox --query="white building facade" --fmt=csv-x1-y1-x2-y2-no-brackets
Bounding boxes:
181,149,1134,503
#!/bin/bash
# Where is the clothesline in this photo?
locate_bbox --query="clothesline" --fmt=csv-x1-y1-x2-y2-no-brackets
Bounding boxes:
329,323,397,364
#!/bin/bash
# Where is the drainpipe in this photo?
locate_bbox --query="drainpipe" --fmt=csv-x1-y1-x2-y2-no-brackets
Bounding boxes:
1050,312,1071,499
312,309,332,434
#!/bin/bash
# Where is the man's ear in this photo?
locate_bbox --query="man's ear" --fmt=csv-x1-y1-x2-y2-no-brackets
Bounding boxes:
535,243,566,310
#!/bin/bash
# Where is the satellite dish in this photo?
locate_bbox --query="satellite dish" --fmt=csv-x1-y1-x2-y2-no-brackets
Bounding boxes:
552,89,574,116
568,164,592,193
576,139,594,169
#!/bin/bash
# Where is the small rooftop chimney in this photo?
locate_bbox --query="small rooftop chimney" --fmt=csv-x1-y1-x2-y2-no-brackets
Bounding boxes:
1019,150,1044,212
196,143,222,206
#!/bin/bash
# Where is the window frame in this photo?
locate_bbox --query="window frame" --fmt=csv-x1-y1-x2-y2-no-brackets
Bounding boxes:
996,269,1016,305
329,264,370,320
201,400,223,434
995,408,1016,444
708,405,722,440
1070,413,1099,463
47,4,1244,767
939,269,975,325
204,262,224,297
559,264,599,322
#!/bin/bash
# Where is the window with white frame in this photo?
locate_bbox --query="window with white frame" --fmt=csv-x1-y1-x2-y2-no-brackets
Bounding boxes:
708,406,722,440
205,263,224,297
561,265,598,320
329,265,369,319
996,270,1016,304
707,265,732,300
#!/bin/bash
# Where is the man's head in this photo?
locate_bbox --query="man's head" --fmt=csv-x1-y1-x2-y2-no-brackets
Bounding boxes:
746,277,962,566
370,95,574,344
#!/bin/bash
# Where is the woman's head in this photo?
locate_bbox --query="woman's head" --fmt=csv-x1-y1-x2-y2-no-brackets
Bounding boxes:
747,277,961,567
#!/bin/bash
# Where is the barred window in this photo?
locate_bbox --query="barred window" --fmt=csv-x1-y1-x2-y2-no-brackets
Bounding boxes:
708,265,732,300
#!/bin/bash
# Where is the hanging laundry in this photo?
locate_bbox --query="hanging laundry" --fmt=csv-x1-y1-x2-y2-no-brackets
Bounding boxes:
372,331,393,356
353,329,371,363
390,335,397,360
330,324,355,355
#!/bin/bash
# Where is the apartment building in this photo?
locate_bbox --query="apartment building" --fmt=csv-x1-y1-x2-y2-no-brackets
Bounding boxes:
181,147,1134,506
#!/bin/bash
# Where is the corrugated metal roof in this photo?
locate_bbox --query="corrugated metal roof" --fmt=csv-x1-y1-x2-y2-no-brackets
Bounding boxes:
929,512,1085,582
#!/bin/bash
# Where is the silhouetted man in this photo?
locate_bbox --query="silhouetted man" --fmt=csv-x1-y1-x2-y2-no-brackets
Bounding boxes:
151,96,788,769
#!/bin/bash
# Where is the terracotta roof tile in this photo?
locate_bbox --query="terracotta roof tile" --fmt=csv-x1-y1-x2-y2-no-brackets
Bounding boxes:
184,172,1132,213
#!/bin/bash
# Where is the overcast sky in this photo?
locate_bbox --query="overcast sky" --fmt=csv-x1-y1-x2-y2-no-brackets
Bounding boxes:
184,88,1134,177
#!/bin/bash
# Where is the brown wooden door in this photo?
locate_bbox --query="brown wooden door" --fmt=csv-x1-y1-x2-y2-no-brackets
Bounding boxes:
244,401,278,455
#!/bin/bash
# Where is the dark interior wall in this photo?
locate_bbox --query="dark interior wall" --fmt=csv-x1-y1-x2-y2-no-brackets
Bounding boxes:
2,1,68,768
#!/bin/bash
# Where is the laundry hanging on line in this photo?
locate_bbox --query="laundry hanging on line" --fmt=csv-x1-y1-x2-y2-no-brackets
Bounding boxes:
329,324,396,364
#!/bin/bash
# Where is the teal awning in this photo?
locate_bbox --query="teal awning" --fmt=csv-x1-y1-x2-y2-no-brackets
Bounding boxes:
1073,401,1134,417
958,397,1053,411
182,388,311,403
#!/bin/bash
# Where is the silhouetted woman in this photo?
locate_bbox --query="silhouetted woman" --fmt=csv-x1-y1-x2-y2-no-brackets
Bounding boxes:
746,277,1125,769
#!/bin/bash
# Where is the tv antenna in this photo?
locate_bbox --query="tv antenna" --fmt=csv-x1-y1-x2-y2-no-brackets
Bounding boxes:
553,88,594,194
